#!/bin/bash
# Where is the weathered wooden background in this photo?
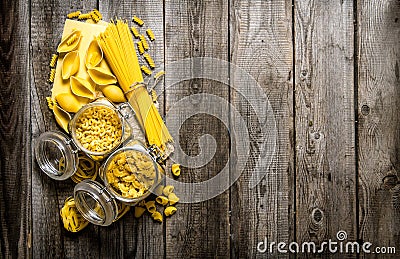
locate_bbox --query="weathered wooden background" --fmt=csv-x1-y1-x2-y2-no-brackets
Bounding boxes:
0,0,399,258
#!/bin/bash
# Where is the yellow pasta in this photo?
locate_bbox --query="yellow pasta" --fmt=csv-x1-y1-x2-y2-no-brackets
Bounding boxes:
131,26,140,38
164,206,177,217
114,202,130,221
92,9,102,20
67,34,80,46
154,70,165,80
140,34,149,50
49,54,58,68
60,197,89,232
151,211,163,222
67,11,81,19
143,53,155,69
134,206,146,218
162,185,174,196
132,15,144,26
87,67,117,85
141,65,152,75
154,185,164,196
171,164,181,177
57,30,82,53
146,28,155,41
48,68,56,83
53,104,72,133
168,193,179,205
62,51,80,80
156,196,169,206
150,89,157,103
145,201,156,213
90,9,102,23
71,153,99,183
78,13,91,20
136,41,145,55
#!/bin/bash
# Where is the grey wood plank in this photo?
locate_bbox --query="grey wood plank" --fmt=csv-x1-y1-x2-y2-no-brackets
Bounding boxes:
294,0,356,257
0,0,31,258
358,0,400,258
164,0,230,258
229,0,293,258
30,1,100,258
99,1,165,258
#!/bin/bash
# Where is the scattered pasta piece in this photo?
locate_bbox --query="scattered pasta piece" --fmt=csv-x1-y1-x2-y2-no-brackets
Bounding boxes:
67,11,81,19
168,193,179,205
78,13,92,20
134,206,146,218
136,41,145,55
92,9,102,20
141,65,152,75
162,185,174,196
131,26,140,38
164,206,177,216
156,196,169,206
49,54,58,68
60,197,89,232
151,211,163,222
67,34,80,46
143,53,155,69
146,29,155,41
46,97,55,110
150,89,157,103
132,15,144,26
154,185,164,196
140,35,149,50
48,68,56,83
90,9,102,23
145,201,157,213
171,164,181,177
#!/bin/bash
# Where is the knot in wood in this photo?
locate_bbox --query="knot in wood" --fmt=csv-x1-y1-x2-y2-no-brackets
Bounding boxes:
361,104,370,116
311,207,324,224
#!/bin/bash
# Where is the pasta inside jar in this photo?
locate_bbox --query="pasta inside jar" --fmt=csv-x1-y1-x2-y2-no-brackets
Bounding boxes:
73,105,123,155
105,149,156,200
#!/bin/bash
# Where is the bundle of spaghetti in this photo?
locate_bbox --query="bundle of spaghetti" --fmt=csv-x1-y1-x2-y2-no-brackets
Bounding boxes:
97,20,173,151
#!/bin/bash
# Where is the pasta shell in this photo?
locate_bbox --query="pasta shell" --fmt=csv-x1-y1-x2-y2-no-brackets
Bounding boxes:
134,206,146,218
171,163,181,177
151,211,163,223
87,67,117,85
55,93,84,113
156,195,169,206
70,76,95,99
99,85,126,103
168,193,179,205
62,51,80,80
53,104,72,133
164,206,177,217
57,30,82,53
85,39,103,68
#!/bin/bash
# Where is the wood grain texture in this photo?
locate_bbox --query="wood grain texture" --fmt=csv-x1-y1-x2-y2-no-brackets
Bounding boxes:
295,1,357,257
0,0,31,258
294,0,356,256
358,0,400,257
229,0,293,258
30,1,100,258
99,0,165,258
164,0,230,258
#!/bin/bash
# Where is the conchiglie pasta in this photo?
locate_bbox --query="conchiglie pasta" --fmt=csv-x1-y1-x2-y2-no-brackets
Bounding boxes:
99,85,126,103
164,206,177,216
62,50,80,80
57,30,82,53
156,195,169,206
85,39,103,68
53,104,72,133
87,67,117,85
70,76,95,99
145,201,156,213
55,92,85,113
151,211,163,222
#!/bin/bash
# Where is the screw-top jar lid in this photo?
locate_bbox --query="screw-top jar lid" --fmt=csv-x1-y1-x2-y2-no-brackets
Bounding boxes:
34,131,79,180
74,179,119,226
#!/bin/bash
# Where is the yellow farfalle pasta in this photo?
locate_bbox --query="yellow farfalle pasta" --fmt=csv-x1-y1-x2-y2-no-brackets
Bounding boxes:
168,193,179,205
134,206,146,218
62,50,80,80
143,53,155,69
151,211,163,222
145,201,156,213
156,196,169,206
60,197,89,232
164,206,177,216
162,185,174,196
171,163,181,177
132,15,144,26
146,28,155,41
49,54,58,68
67,11,81,19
